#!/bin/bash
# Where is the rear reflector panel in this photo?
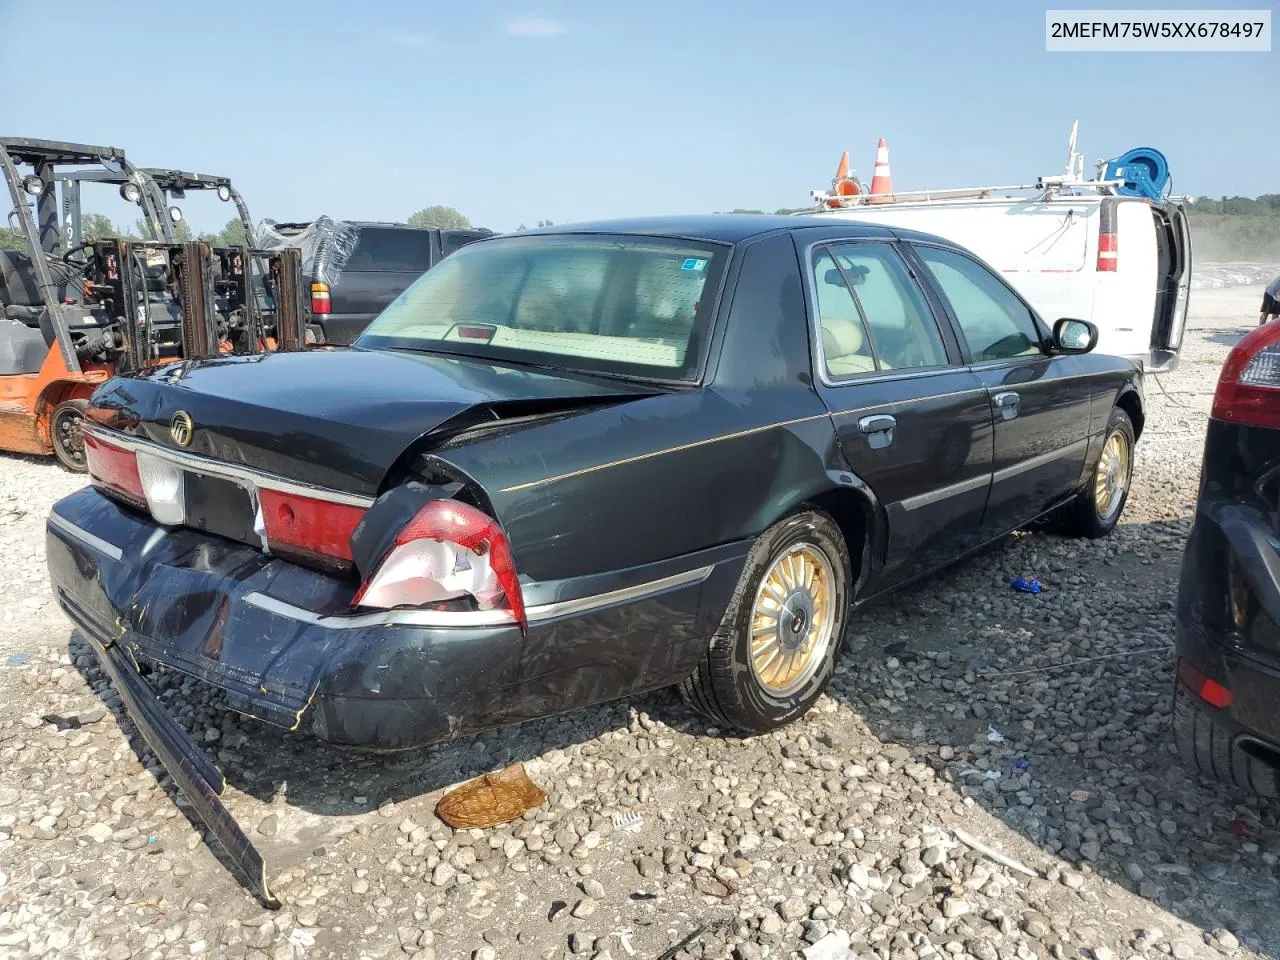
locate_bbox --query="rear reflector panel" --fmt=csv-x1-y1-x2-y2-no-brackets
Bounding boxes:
1178,658,1235,709
259,488,365,566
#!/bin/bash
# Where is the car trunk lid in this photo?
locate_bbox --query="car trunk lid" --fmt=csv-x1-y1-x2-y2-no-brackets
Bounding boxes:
91,347,646,496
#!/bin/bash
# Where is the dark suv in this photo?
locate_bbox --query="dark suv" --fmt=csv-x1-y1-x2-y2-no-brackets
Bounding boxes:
264,220,492,345
1174,322,1280,796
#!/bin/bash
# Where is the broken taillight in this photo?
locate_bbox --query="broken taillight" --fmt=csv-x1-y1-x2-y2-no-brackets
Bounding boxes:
310,282,331,315
352,499,526,630
259,488,365,566
84,433,146,507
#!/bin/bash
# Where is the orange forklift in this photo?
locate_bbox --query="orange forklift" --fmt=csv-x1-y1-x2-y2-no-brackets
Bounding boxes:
0,138,307,471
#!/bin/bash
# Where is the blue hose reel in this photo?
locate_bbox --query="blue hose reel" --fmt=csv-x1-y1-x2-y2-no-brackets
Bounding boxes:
1103,147,1170,201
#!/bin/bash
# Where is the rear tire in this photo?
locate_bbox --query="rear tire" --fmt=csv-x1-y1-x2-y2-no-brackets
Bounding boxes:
680,509,852,734
50,398,88,473
1059,407,1134,538
1173,680,1279,797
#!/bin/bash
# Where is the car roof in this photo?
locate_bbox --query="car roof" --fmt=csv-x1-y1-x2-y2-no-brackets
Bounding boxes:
270,221,491,236
514,214,944,245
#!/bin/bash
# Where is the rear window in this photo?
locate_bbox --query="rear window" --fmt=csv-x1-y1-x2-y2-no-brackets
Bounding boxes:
357,234,727,381
344,228,433,273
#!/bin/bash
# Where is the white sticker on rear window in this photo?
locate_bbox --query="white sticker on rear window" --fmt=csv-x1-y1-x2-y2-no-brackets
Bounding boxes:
681,258,707,272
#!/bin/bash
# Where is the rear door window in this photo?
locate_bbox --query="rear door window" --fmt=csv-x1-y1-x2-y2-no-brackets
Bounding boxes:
819,242,949,373
914,245,1043,362
344,229,433,272
812,249,877,377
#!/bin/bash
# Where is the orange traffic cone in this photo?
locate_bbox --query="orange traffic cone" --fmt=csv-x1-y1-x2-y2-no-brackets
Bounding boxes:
825,151,862,207
868,137,893,204
829,151,849,209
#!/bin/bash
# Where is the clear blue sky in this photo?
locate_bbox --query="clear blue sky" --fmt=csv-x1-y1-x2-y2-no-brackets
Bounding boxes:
2,0,1275,233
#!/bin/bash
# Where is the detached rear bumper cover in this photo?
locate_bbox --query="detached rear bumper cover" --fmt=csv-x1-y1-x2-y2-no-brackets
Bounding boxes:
83,631,279,909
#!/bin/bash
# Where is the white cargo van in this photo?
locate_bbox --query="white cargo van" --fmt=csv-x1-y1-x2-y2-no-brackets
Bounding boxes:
810,177,1192,372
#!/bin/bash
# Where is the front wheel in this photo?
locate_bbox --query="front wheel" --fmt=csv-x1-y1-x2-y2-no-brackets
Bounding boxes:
680,509,853,734
50,398,89,473
1058,407,1135,539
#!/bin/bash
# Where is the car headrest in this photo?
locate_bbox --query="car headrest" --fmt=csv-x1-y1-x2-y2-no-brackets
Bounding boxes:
822,316,865,358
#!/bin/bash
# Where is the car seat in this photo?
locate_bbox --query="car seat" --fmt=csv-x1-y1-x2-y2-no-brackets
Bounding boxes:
0,318,49,374
821,316,876,376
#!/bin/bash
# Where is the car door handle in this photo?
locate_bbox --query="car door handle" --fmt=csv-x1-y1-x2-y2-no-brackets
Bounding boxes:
857,414,896,449
993,391,1020,420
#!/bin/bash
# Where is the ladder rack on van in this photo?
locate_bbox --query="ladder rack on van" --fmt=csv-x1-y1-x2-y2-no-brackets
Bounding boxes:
808,176,1129,209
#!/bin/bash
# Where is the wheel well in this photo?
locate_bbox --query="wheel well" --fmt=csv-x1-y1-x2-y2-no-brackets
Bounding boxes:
37,380,94,417
805,487,873,588
34,380,95,442
1116,389,1144,439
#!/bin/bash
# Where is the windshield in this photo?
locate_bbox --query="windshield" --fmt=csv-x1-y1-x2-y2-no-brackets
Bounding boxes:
357,233,729,381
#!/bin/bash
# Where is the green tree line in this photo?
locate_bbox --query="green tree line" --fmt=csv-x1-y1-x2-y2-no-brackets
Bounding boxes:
1187,195,1280,262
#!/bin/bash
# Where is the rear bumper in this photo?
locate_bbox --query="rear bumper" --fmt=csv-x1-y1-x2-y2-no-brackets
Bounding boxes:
1128,348,1179,374
311,313,372,346
48,488,529,751
48,487,732,752
1175,500,1280,757
48,486,735,904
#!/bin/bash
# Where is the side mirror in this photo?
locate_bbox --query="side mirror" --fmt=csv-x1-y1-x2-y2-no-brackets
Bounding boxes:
168,206,184,224
1053,317,1097,354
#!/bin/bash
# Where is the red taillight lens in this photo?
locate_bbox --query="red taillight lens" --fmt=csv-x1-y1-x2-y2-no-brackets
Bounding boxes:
1178,659,1234,709
1212,321,1280,429
259,488,365,566
84,433,145,506
1096,232,1118,272
310,282,331,315
353,499,526,630
456,325,495,341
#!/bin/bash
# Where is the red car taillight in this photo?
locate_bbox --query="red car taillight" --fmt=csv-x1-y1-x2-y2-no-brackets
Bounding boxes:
84,433,145,506
310,282,331,315
259,488,365,566
352,499,526,631
1096,231,1118,272
1212,321,1280,429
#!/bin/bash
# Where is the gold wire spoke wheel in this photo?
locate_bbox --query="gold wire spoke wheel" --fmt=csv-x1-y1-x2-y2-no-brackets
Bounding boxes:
748,543,838,697
1093,430,1130,521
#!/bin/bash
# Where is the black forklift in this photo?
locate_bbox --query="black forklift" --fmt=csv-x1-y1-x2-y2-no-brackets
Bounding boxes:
1,138,307,470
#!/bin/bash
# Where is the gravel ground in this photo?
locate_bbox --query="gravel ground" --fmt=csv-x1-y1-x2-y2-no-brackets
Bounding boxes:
0,286,1274,960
